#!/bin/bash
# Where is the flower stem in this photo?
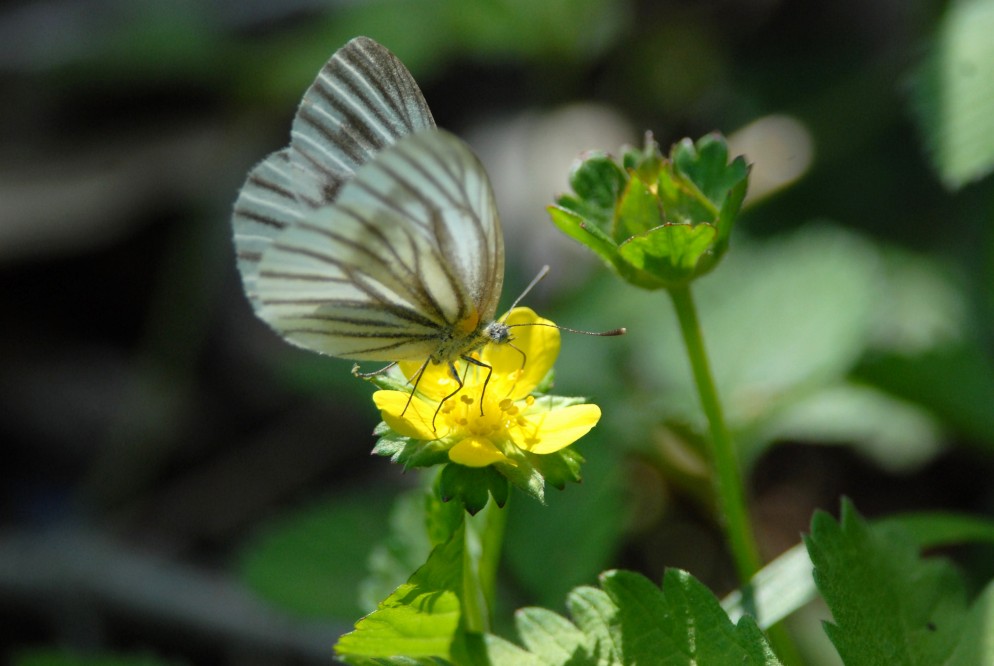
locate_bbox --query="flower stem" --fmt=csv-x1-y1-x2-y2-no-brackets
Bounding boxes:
462,498,508,632
668,284,761,582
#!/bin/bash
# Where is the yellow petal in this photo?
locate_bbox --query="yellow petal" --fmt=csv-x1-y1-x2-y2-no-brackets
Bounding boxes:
485,307,560,399
372,390,438,440
510,404,601,454
448,436,508,467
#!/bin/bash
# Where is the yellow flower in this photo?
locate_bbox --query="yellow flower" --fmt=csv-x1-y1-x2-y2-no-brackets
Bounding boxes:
372,307,601,468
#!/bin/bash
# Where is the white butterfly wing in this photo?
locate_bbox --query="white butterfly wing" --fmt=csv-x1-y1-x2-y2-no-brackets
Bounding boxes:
232,36,434,313
255,129,504,362
287,35,435,203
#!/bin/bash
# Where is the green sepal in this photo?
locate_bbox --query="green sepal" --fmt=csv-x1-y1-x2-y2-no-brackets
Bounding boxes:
563,151,628,231
372,423,451,468
496,455,548,504
527,447,585,490
669,134,750,274
618,222,718,286
437,464,493,515
614,174,665,242
548,204,623,268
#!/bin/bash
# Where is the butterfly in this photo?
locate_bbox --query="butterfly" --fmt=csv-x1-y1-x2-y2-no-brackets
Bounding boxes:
232,36,512,409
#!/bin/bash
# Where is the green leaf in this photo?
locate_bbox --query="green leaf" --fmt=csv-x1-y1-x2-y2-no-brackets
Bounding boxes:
945,579,994,665
360,487,464,613
489,570,780,664
617,223,717,285
806,500,967,665
335,521,468,663
753,382,943,472
566,585,619,660
604,570,781,664
724,510,994,631
514,607,589,662
238,491,394,619
912,0,994,188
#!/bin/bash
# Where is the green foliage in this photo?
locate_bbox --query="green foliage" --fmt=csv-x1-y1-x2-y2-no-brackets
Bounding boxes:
595,223,960,470
438,464,509,515
494,569,781,664
912,0,994,188
723,510,994,631
335,522,470,664
549,133,749,290
237,491,394,619
360,488,464,613
806,500,994,665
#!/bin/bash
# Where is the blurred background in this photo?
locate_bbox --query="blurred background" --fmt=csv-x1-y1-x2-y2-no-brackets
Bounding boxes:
2,0,993,664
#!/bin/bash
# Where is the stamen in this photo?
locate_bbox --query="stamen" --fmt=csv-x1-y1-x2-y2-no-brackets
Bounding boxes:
460,395,474,405
499,398,513,411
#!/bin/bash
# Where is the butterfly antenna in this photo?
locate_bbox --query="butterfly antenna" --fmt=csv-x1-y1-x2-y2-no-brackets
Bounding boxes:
500,265,551,322
508,321,627,337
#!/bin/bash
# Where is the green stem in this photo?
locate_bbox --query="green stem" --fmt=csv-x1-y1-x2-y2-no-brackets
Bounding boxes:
668,285,761,582
461,499,508,633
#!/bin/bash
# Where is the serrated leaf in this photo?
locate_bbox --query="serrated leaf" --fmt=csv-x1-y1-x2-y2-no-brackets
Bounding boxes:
806,500,967,665
515,607,589,662
489,571,780,665
336,522,468,663
724,510,994,631
945,579,994,665
481,634,546,666
671,134,749,210
603,570,781,665
617,223,717,284
567,585,620,662
912,0,994,188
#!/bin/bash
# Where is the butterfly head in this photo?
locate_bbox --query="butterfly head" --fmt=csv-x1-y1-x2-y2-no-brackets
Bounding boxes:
483,320,512,345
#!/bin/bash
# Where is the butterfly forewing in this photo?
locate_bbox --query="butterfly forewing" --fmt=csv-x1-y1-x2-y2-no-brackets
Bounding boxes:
255,129,504,363
288,36,435,204
233,37,435,317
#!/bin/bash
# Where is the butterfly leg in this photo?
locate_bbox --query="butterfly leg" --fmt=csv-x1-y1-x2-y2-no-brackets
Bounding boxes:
351,361,398,378
459,354,493,417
